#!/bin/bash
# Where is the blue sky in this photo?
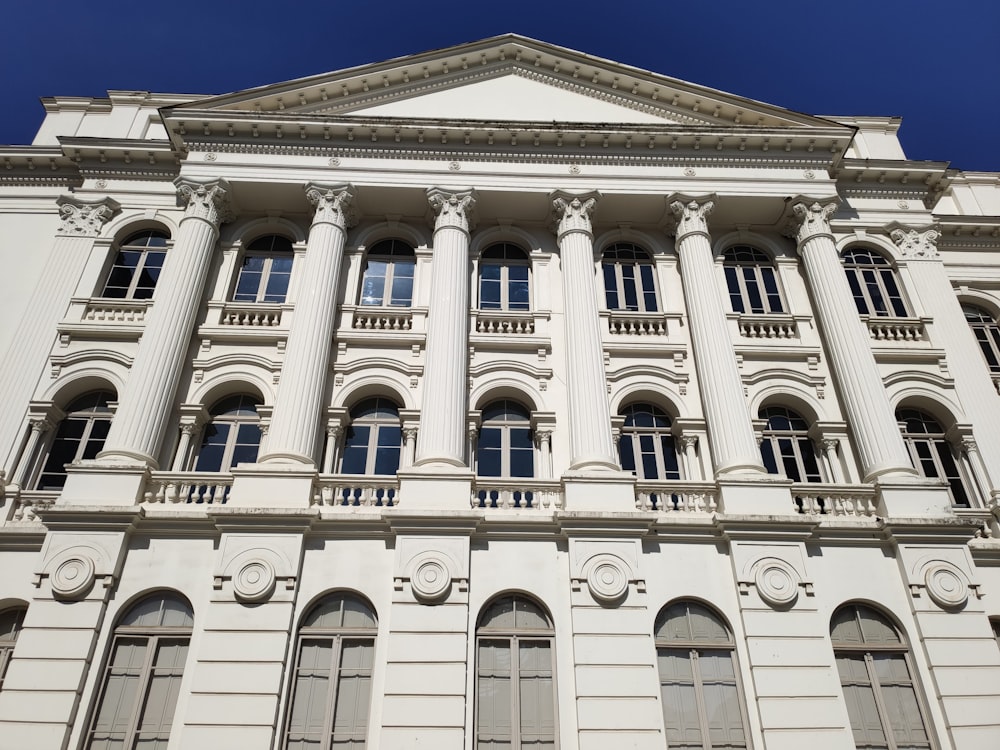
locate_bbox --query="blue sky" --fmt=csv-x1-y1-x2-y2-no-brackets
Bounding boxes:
3,1,998,171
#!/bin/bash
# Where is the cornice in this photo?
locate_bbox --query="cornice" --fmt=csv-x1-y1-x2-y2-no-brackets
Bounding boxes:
58,137,181,180
832,158,953,204
0,146,82,187
933,215,1000,244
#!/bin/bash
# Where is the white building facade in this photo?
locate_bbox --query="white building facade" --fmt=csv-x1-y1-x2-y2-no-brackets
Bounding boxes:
1,34,1000,750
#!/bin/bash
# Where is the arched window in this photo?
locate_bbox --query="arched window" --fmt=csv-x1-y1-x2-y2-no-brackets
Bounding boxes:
655,600,750,750
340,398,402,476
962,303,1000,373
601,243,659,312
233,235,295,303
193,395,262,472
830,604,931,750
0,606,26,690
284,593,377,750
897,408,970,507
36,390,115,490
476,595,556,750
359,239,415,307
618,403,680,480
477,400,534,478
841,247,908,317
84,592,193,750
722,245,784,314
102,230,169,300
479,243,530,311
759,405,821,483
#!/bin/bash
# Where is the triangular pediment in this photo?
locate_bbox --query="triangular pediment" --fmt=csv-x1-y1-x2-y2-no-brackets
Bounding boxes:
177,35,841,132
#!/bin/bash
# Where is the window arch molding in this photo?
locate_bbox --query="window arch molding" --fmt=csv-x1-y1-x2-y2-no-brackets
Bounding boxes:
106,587,195,630
333,376,415,412
609,386,682,423
102,213,178,244
749,387,825,429
189,375,271,413
470,225,547,258
609,369,690,415
593,227,667,262
834,232,903,263
956,290,1000,319
711,230,788,262
352,222,429,253
41,372,123,409
293,588,380,631
472,383,541,415
224,216,307,246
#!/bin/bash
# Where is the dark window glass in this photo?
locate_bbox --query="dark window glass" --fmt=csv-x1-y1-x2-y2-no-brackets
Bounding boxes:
477,400,534,478
479,243,530,312
102,231,169,300
360,239,416,307
618,403,680,480
842,248,908,317
963,304,1000,373
759,406,821,483
233,235,294,303
897,408,970,506
36,391,115,490
340,397,402,476
722,246,784,315
602,243,658,312
193,395,262,473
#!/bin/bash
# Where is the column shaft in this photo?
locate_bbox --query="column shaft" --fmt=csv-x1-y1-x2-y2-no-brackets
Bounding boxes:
100,180,230,465
259,184,354,464
414,190,475,467
671,197,764,475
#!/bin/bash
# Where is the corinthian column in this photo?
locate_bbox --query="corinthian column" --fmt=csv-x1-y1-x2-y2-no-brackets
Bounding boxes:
258,184,355,465
670,195,765,476
413,189,476,468
552,192,618,471
99,179,232,465
790,198,914,481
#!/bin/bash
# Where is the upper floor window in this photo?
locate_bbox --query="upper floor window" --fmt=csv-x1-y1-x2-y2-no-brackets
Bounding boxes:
655,600,750,750
602,243,659,312
476,595,556,750
618,403,680,480
193,394,262,472
0,606,26,691
831,604,931,750
722,245,784,314
841,247,908,317
283,593,377,750
360,239,415,307
962,303,1000,373
479,243,530,311
759,405,821,483
897,408,970,507
36,390,114,490
340,397,402,476
101,230,168,300
233,235,294,303
84,592,193,750
476,400,534,478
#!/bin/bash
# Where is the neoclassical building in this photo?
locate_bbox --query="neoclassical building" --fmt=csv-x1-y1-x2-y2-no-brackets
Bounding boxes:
1,34,1000,750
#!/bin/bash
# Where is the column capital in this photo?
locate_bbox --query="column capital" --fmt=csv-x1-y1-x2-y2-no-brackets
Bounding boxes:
888,223,940,260
550,190,600,240
788,196,839,246
175,178,234,227
427,188,477,233
55,195,121,237
667,194,716,242
305,182,357,229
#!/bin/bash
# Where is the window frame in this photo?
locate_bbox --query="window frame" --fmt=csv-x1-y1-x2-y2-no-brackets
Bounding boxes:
192,394,263,473
896,407,971,507
339,397,403,476
358,238,416,308
962,303,1000,374
758,405,822,484
477,242,531,312
35,391,115,490
232,234,296,304
601,242,660,313
617,403,681,480
476,400,535,479
841,247,909,318
474,595,558,750
101,230,169,300
722,245,785,315
0,606,26,691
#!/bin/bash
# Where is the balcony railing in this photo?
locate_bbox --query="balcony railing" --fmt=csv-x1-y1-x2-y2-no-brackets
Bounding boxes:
737,314,798,339
635,481,718,512
313,475,400,507
352,309,413,331
142,472,233,505
865,317,926,342
472,479,562,510
3,489,57,524
606,311,670,336
81,299,151,324
790,483,877,516
219,303,283,327
474,311,535,335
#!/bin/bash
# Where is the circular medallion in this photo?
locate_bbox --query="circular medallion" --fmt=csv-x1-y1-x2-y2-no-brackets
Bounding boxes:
586,554,630,604
412,558,451,603
754,558,800,608
233,559,276,603
94,179,108,190
683,167,696,177
568,164,581,175
924,563,968,609
203,152,218,161
328,157,341,167
448,161,461,171
803,170,816,180
51,555,96,599
898,201,910,210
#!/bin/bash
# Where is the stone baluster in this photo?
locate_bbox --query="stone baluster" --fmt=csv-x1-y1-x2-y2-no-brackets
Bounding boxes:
413,189,476,467
258,184,355,465
99,179,232,466
670,195,764,475
790,199,915,481
551,192,618,471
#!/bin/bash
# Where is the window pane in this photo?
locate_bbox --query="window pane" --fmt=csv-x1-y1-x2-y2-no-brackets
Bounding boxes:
725,267,744,313
619,435,637,473
287,639,333,745
341,426,371,475
478,640,513,745
602,264,619,309
389,272,413,307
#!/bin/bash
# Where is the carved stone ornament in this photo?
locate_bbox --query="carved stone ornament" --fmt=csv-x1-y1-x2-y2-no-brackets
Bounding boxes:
551,192,598,239
921,560,971,609
175,178,234,226
668,196,715,242
50,552,97,600
233,558,277,603
789,198,838,245
752,557,802,608
55,195,120,237
427,188,476,232
890,227,940,259
584,553,631,604
305,183,357,229
409,552,453,603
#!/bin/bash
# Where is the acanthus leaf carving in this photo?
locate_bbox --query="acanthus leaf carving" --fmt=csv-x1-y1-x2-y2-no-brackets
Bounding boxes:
890,226,940,259
789,197,839,245
427,188,476,232
668,195,715,241
175,178,233,226
55,196,120,236
305,182,357,229
551,191,599,239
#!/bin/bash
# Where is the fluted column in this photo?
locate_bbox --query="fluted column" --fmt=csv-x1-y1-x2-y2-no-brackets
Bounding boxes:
99,179,231,465
413,189,475,468
670,195,765,475
790,198,914,481
258,183,355,465
552,192,618,471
